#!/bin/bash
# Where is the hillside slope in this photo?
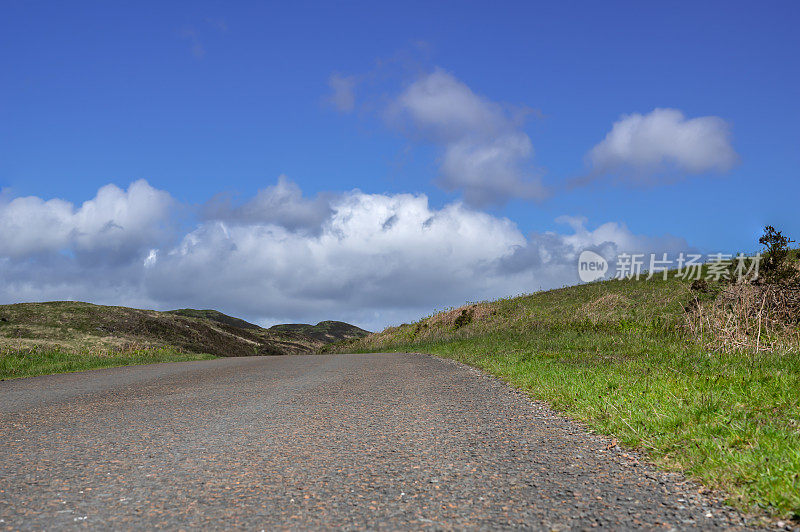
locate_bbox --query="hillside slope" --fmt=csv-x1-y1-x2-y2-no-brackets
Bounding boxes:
166,308,261,330
335,275,691,352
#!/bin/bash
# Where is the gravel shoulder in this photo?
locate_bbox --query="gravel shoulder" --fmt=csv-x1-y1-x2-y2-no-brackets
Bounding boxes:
0,353,762,530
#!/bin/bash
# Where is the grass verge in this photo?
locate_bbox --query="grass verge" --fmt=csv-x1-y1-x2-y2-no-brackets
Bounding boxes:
0,345,217,380
333,276,800,520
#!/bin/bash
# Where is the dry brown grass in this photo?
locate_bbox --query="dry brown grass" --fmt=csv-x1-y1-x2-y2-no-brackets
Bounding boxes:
0,339,152,360
580,293,634,323
427,303,496,329
685,283,800,354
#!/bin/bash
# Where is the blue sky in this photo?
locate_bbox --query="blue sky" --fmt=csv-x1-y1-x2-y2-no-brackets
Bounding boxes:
1,1,798,328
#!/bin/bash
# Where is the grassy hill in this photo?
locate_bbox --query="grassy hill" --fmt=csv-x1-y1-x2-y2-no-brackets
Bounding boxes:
329,273,800,520
166,308,262,330
0,302,350,379
270,320,370,343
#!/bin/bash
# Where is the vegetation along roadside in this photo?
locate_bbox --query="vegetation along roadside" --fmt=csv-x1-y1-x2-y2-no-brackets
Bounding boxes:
328,227,800,521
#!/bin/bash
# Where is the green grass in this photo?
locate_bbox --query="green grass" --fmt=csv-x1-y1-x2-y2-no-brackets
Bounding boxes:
0,345,217,380
335,275,800,520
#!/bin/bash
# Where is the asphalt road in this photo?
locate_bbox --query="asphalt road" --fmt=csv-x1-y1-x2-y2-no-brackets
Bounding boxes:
0,353,754,530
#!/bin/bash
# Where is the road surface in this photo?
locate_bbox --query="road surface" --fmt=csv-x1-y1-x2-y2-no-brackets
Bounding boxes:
0,353,752,529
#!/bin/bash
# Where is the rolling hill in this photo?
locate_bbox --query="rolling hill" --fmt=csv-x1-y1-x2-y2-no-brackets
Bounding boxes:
0,302,367,361
166,308,262,330
269,321,370,343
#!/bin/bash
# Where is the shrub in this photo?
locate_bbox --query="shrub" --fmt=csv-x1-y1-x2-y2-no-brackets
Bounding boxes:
758,225,799,286
453,308,473,329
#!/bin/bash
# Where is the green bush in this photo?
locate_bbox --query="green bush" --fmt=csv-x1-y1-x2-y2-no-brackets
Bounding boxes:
758,226,799,286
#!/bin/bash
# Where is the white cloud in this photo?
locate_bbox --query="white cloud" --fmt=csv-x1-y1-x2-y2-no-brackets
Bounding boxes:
145,190,527,326
0,180,173,261
146,181,692,329
390,68,545,207
395,69,512,138
439,135,544,206
0,179,692,331
144,249,158,268
587,108,738,182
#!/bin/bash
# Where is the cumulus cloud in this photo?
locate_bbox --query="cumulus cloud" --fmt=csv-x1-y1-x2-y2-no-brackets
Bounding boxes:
390,68,546,207
147,191,692,329
586,108,738,182
146,191,526,324
0,180,173,262
0,180,174,310
202,175,333,232
0,179,692,331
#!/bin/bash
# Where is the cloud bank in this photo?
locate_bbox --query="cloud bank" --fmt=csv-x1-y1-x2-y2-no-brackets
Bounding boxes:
0,179,691,330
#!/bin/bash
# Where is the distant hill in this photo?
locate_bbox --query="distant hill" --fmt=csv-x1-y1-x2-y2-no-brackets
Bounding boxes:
0,302,324,357
269,321,371,343
166,309,261,330
167,310,370,344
